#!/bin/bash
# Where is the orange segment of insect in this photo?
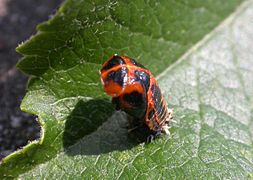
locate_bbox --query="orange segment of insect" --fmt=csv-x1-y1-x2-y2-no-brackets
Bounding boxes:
100,55,173,135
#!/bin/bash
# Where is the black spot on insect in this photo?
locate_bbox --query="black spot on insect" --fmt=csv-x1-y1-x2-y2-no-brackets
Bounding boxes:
123,91,144,107
134,70,150,93
106,67,128,86
101,56,125,71
122,91,147,119
151,84,163,114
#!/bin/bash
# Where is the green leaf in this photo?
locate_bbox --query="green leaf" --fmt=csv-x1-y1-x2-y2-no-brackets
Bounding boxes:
1,0,253,179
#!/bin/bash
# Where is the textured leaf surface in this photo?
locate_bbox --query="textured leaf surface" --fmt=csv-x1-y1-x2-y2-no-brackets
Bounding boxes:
1,0,253,179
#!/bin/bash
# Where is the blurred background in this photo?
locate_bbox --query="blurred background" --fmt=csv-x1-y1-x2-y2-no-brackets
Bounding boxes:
0,0,62,159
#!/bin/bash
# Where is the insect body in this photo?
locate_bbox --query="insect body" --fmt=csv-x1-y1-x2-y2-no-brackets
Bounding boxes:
100,55,173,135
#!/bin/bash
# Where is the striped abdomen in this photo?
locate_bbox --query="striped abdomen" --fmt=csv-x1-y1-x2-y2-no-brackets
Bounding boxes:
145,83,173,134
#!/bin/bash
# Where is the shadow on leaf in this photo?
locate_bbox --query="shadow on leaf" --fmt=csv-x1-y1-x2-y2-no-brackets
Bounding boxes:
63,99,114,148
63,98,146,156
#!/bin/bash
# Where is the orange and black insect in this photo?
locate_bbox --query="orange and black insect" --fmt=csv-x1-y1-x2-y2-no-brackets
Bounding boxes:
100,55,173,136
